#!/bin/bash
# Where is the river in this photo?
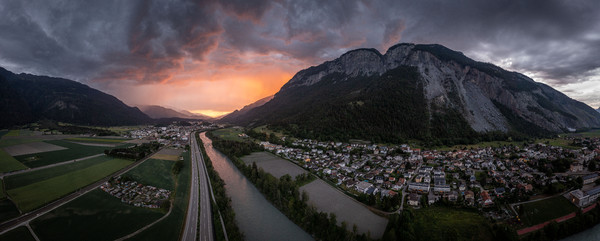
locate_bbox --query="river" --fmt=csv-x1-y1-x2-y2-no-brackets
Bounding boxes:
560,223,600,241
200,133,314,241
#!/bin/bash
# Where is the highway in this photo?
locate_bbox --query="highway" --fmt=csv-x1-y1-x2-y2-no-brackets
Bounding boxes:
0,146,168,235
182,132,214,241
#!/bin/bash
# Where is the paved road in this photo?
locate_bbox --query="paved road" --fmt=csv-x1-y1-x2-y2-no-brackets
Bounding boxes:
0,146,167,235
182,132,213,241
0,154,104,178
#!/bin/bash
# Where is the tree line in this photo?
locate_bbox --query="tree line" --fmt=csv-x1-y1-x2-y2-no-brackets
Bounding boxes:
104,142,161,160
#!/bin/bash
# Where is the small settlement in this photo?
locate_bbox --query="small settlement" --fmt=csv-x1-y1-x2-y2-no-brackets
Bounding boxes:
100,176,171,209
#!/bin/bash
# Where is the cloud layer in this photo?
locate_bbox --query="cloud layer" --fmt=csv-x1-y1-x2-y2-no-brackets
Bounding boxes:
1,0,599,111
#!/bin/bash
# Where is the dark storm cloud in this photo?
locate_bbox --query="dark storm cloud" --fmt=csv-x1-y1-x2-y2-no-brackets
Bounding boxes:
0,0,599,90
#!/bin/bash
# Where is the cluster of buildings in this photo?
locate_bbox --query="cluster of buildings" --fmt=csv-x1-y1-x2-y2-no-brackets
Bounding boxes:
260,135,600,209
128,122,217,147
100,176,171,208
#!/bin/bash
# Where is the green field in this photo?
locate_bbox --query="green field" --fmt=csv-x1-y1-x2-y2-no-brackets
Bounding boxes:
0,130,8,138
7,158,133,212
535,138,580,150
5,130,21,137
15,140,128,168
4,155,114,189
0,149,28,173
128,151,191,241
0,198,20,223
0,226,36,241
409,206,496,241
253,125,287,138
212,127,247,142
124,158,176,190
31,189,164,241
0,179,5,199
565,129,600,138
66,137,128,143
518,196,578,226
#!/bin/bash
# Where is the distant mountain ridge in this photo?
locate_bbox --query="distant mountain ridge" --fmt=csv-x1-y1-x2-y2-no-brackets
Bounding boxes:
221,95,273,122
223,43,600,143
0,67,151,127
138,105,211,120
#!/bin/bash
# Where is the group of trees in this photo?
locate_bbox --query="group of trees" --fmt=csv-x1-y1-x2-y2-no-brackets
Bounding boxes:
209,132,372,241
104,142,161,160
195,134,244,241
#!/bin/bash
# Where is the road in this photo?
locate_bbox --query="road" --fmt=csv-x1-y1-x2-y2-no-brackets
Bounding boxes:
0,146,167,235
182,132,213,241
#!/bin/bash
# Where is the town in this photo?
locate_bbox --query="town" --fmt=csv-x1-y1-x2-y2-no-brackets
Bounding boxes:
256,132,600,218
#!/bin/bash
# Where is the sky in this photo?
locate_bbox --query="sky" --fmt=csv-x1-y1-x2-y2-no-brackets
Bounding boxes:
0,0,599,117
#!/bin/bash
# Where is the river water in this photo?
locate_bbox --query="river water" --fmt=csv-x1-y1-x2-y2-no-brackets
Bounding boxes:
560,223,600,241
200,133,314,241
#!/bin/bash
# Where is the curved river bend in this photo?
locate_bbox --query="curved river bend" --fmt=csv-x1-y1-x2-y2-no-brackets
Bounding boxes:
200,133,314,241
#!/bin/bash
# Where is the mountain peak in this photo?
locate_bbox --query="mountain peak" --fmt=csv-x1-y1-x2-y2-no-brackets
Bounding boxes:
224,43,600,143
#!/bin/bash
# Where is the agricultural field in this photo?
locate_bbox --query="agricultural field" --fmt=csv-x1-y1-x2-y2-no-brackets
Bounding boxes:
14,140,127,168
0,138,43,148
0,198,20,223
0,149,27,173
241,152,307,178
0,226,36,241
4,155,112,189
151,148,183,161
7,158,133,212
409,206,496,241
518,195,578,226
253,125,287,138
66,137,128,143
31,189,164,241
211,127,247,142
124,158,176,190
300,179,388,238
127,151,191,241
3,141,67,156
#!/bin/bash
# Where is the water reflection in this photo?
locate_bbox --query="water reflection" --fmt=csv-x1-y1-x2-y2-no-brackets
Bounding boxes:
200,133,314,241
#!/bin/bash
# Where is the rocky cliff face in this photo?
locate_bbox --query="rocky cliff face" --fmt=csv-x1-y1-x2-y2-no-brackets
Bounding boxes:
277,43,600,134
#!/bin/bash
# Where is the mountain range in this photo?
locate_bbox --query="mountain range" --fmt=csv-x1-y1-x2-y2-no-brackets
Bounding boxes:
0,67,151,128
221,43,600,144
138,105,212,120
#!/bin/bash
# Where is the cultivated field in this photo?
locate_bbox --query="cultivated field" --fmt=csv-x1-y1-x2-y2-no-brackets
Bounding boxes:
241,152,307,178
519,195,578,226
300,179,388,238
31,189,163,241
3,141,67,156
67,141,118,147
124,158,176,190
410,206,495,241
211,127,247,142
4,155,113,189
0,226,36,241
66,137,128,143
151,148,183,161
7,158,133,212
0,149,27,173
0,199,20,223
14,140,126,168
127,151,191,241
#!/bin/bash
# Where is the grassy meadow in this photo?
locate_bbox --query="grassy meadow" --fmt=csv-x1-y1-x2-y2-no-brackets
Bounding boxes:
7,158,132,212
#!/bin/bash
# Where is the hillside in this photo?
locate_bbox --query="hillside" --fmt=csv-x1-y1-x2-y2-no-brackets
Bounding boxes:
223,44,600,144
220,95,273,123
0,67,151,127
138,105,211,120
